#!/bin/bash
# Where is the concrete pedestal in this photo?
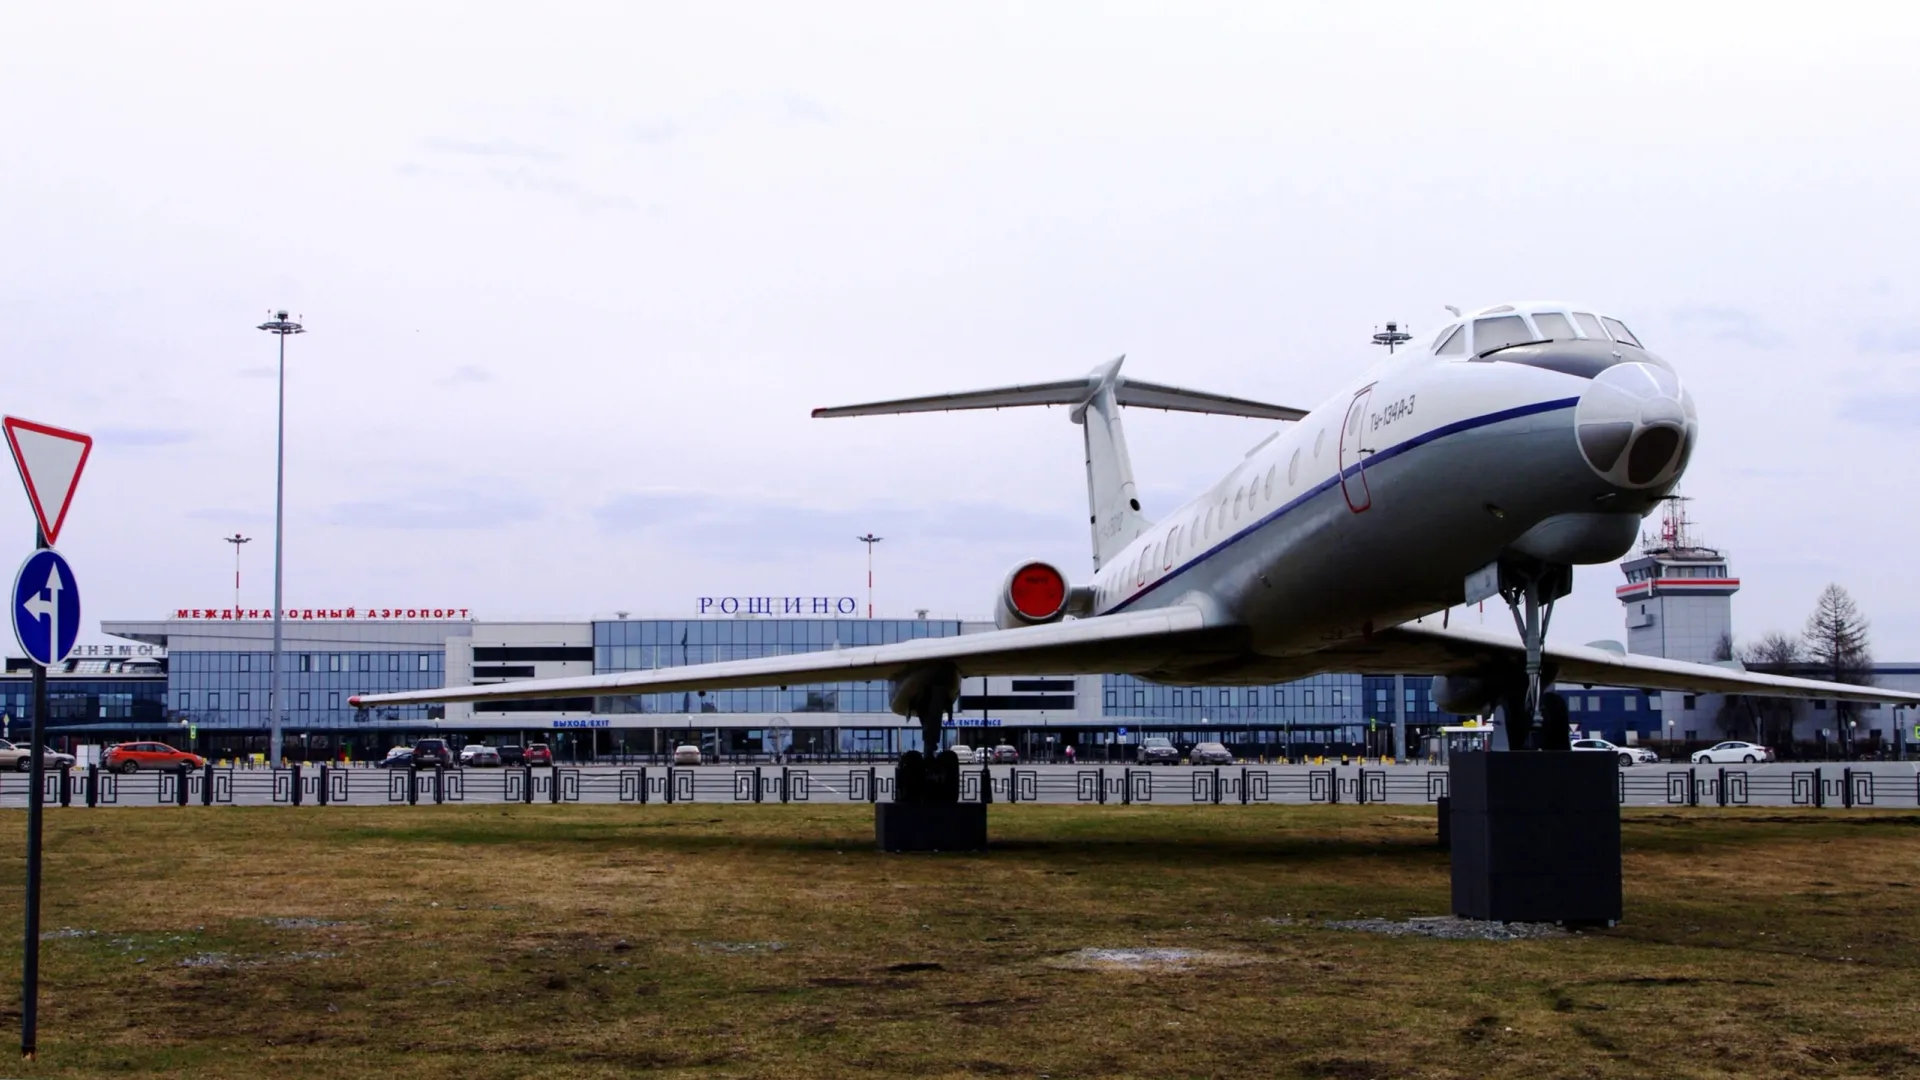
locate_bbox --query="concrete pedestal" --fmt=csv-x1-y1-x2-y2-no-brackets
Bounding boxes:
876,802,988,853
1449,752,1621,925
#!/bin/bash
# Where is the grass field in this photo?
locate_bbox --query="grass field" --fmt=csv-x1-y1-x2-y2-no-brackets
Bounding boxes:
2,804,1918,1079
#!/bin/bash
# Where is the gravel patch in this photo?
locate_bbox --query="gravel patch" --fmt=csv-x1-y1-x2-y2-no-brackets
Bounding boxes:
1049,947,1256,971
1320,916,1574,941
177,952,234,969
692,941,786,954
262,917,351,930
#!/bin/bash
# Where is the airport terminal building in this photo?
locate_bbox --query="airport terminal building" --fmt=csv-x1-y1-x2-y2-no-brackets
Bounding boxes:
80,606,1451,761
6,511,1913,761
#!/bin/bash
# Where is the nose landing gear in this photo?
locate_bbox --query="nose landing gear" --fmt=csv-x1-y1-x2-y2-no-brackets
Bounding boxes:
1497,557,1574,752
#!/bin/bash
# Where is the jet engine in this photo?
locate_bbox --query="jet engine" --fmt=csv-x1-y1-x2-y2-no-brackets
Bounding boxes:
993,560,1070,630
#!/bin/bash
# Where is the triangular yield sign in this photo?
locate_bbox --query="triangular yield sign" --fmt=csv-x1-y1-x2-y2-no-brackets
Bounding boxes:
4,417,93,547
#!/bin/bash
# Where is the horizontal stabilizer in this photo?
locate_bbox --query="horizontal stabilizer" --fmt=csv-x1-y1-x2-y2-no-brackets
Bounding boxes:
1114,380,1306,420
812,360,1304,421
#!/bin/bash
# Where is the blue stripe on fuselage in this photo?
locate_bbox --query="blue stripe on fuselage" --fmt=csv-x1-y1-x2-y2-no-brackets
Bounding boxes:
1106,396,1581,614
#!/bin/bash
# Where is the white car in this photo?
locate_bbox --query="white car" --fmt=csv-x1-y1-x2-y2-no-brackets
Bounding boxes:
459,744,501,767
672,744,703,766
1571,738,1660,766
1693,741,1774,765
947,745,977,765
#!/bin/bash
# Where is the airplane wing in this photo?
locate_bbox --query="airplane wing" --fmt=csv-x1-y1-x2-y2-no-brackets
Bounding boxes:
353,605,1244,709
1330,621,1920,705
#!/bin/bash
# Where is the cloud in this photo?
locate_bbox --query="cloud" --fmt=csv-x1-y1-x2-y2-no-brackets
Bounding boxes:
483,167,635,213
419,136,563,162
592,490,1074,559
187,507,273,524
1838,392,1920,427
629,119,680,145
327,490,544,530
1857,327,1920,354
92,426,192,446
441,364,491,386
1669,306,1790,349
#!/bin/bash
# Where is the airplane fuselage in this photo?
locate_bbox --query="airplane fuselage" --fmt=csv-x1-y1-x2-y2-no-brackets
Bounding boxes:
1087,302,1695,682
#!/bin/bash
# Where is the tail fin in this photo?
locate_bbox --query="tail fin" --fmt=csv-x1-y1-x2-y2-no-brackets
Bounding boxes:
814,358,1303,571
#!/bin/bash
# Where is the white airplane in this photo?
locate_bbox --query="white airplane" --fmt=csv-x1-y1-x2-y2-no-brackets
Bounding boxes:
357,302,1920,799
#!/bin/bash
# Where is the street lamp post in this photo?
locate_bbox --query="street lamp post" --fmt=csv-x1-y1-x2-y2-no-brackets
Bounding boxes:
257,311,304,765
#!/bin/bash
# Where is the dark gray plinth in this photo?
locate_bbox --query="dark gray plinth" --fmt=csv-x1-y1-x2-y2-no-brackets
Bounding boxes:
1449,752,1621,925
876,802,988,852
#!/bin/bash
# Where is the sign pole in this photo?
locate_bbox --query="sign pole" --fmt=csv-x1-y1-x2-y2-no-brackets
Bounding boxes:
21,525,46,1061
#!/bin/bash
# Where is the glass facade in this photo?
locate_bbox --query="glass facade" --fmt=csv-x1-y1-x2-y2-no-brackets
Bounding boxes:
0,676,169,732
170,649,443,728
594,619,961,715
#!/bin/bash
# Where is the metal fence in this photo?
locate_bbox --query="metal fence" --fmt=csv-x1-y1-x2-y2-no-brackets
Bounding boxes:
5,762,1919,811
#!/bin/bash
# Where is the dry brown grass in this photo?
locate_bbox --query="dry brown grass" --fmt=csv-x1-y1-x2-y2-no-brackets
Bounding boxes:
2,804,1918,1078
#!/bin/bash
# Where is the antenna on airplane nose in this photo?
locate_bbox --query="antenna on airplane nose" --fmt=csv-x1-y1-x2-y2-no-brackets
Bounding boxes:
1371,321,1412,353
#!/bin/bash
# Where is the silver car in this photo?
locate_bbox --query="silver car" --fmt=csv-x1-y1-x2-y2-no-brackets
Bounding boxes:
1189,741,1234,766
1137,737,1180,765
0,739,75,773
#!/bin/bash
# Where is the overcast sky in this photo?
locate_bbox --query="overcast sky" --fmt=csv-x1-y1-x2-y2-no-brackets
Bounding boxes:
4,2,1918,658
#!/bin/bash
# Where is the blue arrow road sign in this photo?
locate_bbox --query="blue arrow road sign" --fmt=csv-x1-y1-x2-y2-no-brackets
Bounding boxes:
12,549,80,668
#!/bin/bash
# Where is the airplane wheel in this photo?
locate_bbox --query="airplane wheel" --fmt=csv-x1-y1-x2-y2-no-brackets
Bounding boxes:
895,750,926,804
932,750,961,804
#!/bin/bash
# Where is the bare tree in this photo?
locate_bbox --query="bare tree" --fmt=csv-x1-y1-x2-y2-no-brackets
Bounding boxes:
1804,584,1875,757
1723,632,1806,755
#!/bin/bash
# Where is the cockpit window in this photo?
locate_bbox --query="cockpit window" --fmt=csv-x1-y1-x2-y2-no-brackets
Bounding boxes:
1473,315,1536,355
1532,312,1575,340
1572,312,1607,339
1600,317,1641,347
1434,326,1465,355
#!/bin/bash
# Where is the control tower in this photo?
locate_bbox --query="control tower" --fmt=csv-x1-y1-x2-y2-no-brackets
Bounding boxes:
1616,497,1739,663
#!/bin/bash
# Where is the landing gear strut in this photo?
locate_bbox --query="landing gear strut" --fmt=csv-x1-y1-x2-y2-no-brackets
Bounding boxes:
890,665,962,804
1497,558,1573,753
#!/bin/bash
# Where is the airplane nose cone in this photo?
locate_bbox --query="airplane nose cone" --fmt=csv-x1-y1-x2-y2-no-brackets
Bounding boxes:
1574,362,1696,489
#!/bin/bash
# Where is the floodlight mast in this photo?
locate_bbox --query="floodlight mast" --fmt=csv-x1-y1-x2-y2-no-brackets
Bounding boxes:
857,533,883,618
256,311,304,765
224,533,251,613
1371,321,1413,354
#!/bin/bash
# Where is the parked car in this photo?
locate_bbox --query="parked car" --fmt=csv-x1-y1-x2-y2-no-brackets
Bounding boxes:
374,747,415,769
989,744,1019,764
523,744,554,766
1572,738,1659,766
672,744,703,766
948,745,977,765
102,742,205,774
410,739,454,768
1693,741,1775,765
497,744,525,766
459,744,502,767
1137,736,1180,766
0,740,75,772
1189,741,1234,765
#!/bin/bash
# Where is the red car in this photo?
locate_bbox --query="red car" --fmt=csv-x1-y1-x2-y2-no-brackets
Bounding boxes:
104,742,206,773
523,744,554,766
